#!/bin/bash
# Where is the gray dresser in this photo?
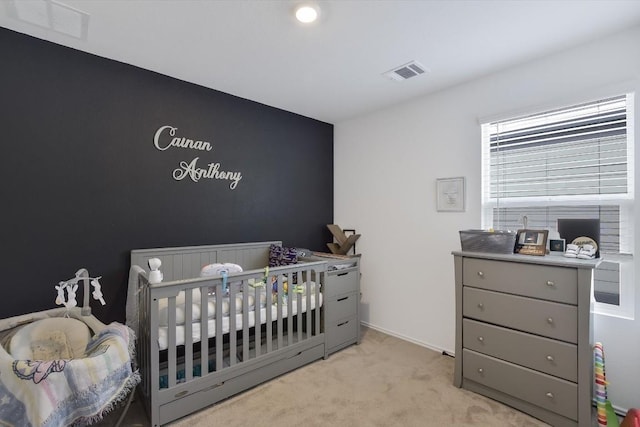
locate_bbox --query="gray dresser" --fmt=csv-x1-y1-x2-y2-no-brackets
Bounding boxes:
303,254,361,355
452,251,599,427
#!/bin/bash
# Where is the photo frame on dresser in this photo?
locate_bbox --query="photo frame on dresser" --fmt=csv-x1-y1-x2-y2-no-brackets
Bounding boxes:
514,229,549,256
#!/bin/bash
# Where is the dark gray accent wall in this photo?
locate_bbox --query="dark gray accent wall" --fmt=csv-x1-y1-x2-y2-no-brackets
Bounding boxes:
0,28,333,323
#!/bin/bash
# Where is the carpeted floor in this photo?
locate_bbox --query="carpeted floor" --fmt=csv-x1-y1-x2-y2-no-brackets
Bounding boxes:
165,326,549,427
108,326,603,426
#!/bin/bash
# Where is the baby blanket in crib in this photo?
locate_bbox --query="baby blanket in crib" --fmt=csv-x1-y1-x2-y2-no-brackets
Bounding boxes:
0,322,140,427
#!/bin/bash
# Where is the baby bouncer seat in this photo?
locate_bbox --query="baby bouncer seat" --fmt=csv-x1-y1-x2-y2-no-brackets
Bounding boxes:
0,269,140,427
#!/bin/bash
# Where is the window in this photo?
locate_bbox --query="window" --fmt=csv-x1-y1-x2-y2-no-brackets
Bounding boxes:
481,94,634,311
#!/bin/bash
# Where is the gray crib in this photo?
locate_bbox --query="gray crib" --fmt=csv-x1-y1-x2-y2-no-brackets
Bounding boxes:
129,241,328,426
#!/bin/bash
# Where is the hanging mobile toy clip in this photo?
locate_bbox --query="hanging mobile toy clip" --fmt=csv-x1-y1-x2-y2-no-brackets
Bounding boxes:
249,266,269,288
91,279,106,306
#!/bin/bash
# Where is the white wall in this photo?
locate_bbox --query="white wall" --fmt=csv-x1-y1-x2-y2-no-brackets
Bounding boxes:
335,25,640,412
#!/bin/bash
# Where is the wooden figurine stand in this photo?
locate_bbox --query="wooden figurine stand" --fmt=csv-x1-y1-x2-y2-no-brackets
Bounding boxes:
326,224,360,255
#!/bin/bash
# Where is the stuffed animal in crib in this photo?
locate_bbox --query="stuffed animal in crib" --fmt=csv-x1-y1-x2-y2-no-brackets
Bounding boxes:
271,277,288,294
200,263,243,295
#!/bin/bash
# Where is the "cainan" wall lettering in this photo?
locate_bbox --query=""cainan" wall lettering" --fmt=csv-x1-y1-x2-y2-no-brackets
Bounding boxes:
153,125,212,152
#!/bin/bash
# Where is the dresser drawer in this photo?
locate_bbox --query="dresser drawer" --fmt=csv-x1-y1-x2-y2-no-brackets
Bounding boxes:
463,287,577,343
326,315,358,351
326,293,358,323
463,258,578,304
463,349,577,420
463,319,577,382
324,269,358,299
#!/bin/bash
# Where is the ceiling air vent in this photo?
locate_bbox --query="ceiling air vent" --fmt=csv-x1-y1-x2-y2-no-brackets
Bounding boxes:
383,61,428,82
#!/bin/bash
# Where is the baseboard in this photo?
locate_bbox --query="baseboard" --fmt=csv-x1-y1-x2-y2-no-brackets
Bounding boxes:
360,321,453,355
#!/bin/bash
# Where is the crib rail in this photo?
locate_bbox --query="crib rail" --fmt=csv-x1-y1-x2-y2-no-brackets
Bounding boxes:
136,261,326,424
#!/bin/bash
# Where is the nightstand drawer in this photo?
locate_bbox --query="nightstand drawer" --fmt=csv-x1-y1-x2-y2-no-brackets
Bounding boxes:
324,269,358,299
326,315,358,350
326,293,358,323
463,287,577,343
463,349,577,420
463,258,577,304
463,319,577,382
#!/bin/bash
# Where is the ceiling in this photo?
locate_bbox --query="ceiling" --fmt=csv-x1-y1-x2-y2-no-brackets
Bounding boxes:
2,0,640,124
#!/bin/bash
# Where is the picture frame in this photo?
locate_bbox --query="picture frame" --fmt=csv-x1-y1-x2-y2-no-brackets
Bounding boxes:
514,229,549,256
549,238,566,253
436,177,465,212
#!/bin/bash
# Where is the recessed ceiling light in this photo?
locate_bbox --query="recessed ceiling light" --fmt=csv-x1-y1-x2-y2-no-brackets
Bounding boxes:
295,4,319,23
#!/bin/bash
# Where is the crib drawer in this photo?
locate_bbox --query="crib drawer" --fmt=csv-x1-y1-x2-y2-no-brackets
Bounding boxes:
463,349,578,420
323,269,358,299
462,258,578,304
326,315,358,353
463,287,577,343
326,293,358,323
463,319,577,382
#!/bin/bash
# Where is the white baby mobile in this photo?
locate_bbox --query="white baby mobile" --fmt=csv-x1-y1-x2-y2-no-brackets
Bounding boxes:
55,270,106,309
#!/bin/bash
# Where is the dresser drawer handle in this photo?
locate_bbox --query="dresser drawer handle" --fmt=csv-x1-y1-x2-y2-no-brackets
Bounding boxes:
337,272,349,277
477,336,484,343
546,280,555,287
337,296,349,302
547,317,554,324
546,392,554,399
477,368,484,374
546,355,555,362
477,303,484,310
477,271,484,278
337,320,350,327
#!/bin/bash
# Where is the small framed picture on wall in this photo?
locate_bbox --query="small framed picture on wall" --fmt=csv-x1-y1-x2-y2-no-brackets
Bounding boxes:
436,177,465,212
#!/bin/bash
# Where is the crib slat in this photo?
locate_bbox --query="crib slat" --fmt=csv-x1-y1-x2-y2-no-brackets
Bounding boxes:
299,271,303,342
317,269,323,336
215,282,223,372
276,275,284,350
266,283,273,353
286,274,293,346
298,270,313,339
229,282,237,365
254,283,261,357
167,296,177,388
195,287,209,375
184,289,193,382
241,284,249,362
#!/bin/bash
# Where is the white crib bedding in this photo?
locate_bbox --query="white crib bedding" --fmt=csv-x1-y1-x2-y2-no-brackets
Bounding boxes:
157,291,265,327
157,282,320,326
157,293,322,350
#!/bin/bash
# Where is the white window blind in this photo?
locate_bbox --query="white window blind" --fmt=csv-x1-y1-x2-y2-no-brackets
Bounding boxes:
481,94,634,307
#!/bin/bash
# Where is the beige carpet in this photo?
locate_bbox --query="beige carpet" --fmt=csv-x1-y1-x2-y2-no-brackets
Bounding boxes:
162,327,550,427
